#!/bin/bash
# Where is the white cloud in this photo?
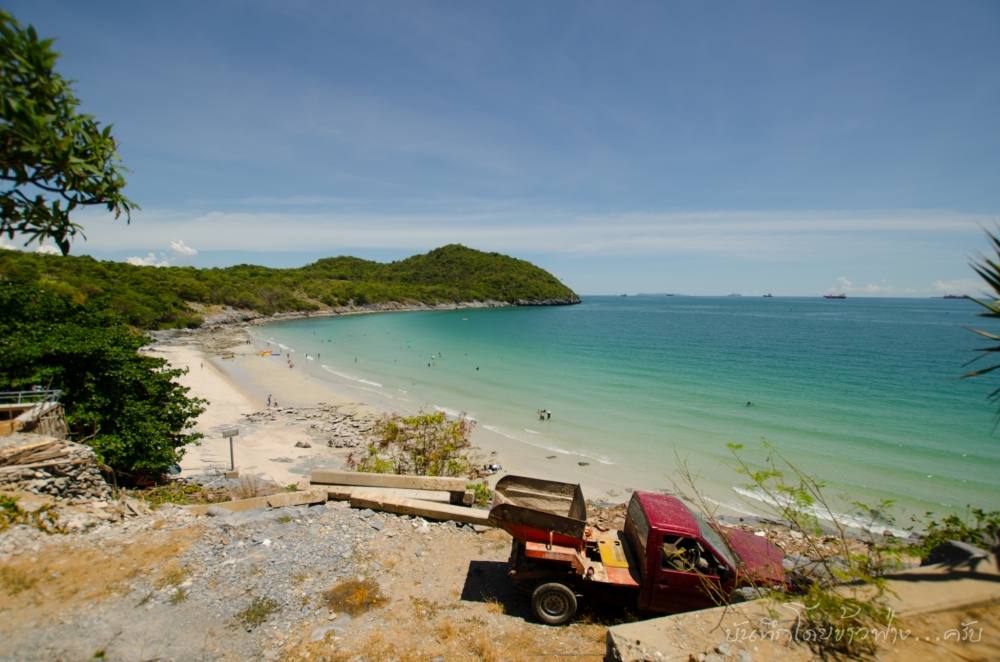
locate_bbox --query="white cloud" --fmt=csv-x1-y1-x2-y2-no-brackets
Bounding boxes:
35,245,61,255
126,252,170,267
126,240,196,267
72,206,990,258
932,278,982,296
0,238,15,251
829,276,853,295
169,239,198,256
827,276,898,295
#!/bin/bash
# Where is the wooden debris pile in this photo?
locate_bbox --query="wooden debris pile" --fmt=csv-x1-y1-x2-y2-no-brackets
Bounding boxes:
0,433,112,502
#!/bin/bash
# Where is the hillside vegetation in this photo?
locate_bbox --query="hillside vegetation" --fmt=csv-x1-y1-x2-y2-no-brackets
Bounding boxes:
0,244,579,329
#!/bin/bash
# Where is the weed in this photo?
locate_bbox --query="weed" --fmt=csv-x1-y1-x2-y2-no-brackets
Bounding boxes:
276,514,293,524
129,482,227,508
154,564,189,590
434,619,458,643
909,507,1000,560
410,596,441,619
237,596,279,628
284,483,300,492
169,587,188,605
0,566,37,595
0,494,62,533
322,578,387,615
724,442,901,658
483,597,506,615
468,481,493,507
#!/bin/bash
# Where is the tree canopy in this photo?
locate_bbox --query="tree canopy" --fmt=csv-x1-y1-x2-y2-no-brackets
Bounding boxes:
0,282,204,480
1,10,134,255
0,244,581,329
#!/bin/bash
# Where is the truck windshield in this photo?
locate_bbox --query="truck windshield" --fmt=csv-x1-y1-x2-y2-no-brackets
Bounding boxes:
626,496,649,567
693,512,737,569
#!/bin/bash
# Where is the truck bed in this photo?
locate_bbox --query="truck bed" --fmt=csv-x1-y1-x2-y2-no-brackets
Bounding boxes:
488,475,588,548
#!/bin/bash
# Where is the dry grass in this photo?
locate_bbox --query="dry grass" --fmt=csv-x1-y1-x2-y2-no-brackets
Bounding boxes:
483,597,506,615
0,525,199,629
432,618,459,644
0,566,37,595
283,605,607,662
322,578,387,616
410,596,445,619
229,475,281,500
237,596,280,629
154,563,190,590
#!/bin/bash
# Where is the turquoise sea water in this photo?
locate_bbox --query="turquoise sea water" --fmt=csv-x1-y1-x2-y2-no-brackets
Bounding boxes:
257,297,999,526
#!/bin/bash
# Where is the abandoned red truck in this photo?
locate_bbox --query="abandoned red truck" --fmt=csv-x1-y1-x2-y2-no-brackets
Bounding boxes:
487,475,786,624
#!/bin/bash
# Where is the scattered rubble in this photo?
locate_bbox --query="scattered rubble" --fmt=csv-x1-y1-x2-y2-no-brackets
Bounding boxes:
241,405,377,450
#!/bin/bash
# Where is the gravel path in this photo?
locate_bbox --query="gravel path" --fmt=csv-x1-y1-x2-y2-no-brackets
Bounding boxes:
1,502,426,661
2,499,598,662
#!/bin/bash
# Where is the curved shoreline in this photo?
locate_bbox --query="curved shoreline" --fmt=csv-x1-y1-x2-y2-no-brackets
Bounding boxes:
160,305,935,538
195,297,581,329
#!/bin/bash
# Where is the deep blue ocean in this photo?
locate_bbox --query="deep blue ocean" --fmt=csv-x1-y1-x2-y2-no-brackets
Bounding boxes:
259,296,999,526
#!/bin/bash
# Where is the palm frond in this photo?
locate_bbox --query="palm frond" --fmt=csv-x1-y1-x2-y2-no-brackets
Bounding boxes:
964,228,1000,422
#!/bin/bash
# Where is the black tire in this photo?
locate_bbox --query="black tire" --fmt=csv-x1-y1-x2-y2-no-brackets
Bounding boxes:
531,582,578,625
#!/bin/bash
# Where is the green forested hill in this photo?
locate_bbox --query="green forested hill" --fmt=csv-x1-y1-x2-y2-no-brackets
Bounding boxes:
0,244,580,329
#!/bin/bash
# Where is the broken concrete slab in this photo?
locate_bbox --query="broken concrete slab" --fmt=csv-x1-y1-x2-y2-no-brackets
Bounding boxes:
348,494,491,527
309,469,473,505
310,469,465,492
185,488,327,515
605,559,1000,661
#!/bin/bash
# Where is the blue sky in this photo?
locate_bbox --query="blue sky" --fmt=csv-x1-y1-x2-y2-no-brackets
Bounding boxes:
3,1,999,295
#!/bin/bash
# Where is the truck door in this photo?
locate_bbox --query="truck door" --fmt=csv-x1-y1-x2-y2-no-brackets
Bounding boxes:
647,534,724,613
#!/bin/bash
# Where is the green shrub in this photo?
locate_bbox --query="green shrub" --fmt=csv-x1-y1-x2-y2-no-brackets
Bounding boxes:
0,283,205,481
467,481,493,507
910,507,1000,560
346,411,477,478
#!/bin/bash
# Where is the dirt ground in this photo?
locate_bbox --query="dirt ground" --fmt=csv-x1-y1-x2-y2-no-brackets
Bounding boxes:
0,504,610,662
281,525,610,662
4,500,999,661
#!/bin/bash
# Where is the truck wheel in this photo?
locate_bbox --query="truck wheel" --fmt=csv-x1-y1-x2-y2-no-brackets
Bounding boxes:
531,582,578,625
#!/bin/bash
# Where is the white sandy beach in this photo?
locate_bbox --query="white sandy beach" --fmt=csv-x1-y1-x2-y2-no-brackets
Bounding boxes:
149,340,358,486
153,327,635,502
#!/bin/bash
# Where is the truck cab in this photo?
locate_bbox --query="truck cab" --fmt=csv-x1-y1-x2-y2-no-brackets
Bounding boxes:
624,490,784,614
489,476,785,624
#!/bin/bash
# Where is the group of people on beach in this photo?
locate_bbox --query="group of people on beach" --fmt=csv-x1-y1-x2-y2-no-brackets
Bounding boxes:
537,409,552,421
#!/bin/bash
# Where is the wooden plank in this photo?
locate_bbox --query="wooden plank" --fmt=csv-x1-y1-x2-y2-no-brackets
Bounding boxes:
310,469,468,493
0,439,58,459
349,494,492,527
0,457,86,471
